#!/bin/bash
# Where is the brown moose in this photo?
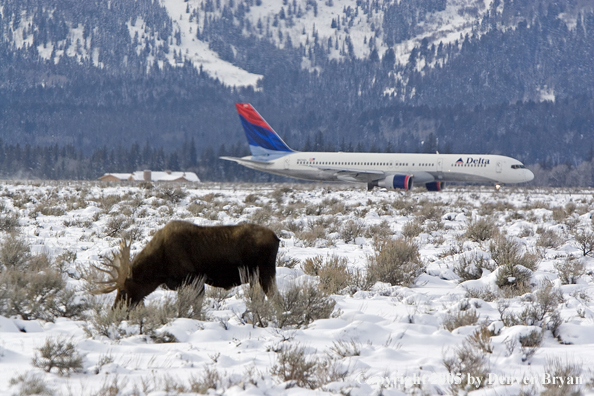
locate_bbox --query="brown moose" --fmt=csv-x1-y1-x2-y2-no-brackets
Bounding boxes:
93,221,279,307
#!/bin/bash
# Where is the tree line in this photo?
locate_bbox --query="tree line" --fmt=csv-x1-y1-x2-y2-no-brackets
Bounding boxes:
2,137,594,187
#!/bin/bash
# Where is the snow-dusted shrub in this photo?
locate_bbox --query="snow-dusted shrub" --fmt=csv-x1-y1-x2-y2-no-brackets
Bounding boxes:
85,279,205,341
524,281,564,326
103,214,133,237
155,187,187,203
467,324,493,354
490,236,539,296
401,219,423,239
83,298,179,342
275,251,300,269
536,229,564,249
499,282,563,332
82,302,130,340
329,338,361,358
565,202,578,216
322,197,346,215
302,255,324,276
508,210,526,221
280,201,305,218
364,220,393,239
31,200,66,217
573,229,594,257
425,219,445,233
242,279,276,328
187,201,207,216
390,196,415,214
242,279,336,329
340,219,364,243
95,194,125,213
189,365,224,393
173,277,205,320
554,256,586,284
0,240,87,322
552,207,568,223
270,344,320,389
128,305,179,343
541,357,583,396
32,336,83,375
271,186,292,204
416,199,443,221
366,238,425,287
275,282,336,328
0,232,30,269
519,329,543,362
317,256,355,295
302,255,359,295
443,342,489,393
464,286,498,302
519,328,543,348
55,249,77,272
0,213,20,232
250,208,272,225
295,225,327,247
305,203,324,216
465,217,497,242
93,376,127,396
9,372,54,396
442,309,479,332
454,253,496,282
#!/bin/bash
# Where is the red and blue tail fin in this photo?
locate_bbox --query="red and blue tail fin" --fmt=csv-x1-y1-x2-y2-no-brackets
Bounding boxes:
235,103,294,158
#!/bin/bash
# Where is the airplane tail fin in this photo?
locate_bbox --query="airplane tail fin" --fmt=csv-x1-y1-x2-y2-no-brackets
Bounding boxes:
235,103,295,158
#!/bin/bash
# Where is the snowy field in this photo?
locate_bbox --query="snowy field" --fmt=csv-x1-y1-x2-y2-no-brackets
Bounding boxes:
1,181,594,396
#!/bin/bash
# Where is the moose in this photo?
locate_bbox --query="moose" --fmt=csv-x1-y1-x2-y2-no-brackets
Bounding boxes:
93,221,279,307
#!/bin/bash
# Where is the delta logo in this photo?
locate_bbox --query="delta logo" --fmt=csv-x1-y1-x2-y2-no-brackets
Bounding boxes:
456,157,490,165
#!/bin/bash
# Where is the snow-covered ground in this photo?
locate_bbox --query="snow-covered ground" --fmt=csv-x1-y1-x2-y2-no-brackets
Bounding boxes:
1,181,594,395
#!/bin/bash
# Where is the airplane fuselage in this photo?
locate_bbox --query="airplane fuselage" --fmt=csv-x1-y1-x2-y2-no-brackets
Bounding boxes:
234,152,533,185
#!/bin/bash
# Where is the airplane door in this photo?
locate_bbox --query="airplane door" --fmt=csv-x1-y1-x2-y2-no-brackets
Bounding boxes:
496,161,502,173
284,157,290,170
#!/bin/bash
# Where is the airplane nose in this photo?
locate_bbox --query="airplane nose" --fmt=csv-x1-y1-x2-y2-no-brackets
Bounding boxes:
525,169,534,182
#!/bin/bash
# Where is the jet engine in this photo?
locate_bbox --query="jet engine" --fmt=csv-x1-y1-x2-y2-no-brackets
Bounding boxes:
425,181,446,191
377,174,414,190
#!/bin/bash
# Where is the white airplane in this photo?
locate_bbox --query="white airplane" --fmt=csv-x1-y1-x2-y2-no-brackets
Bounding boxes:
221,103,534,190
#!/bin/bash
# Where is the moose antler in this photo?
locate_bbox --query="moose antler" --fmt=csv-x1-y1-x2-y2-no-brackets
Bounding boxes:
91,239,132,294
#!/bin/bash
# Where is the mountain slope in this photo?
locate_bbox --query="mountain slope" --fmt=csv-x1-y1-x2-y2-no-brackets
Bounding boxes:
0,0,592,174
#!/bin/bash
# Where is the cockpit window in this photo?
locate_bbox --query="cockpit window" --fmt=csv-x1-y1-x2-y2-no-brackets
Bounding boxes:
511,164,526,169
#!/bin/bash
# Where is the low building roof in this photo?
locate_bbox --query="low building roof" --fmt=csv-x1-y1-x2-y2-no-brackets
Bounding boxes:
99,171,200,183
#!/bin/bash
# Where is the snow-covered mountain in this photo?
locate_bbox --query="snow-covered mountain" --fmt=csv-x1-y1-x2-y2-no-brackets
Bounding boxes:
3,0,488,87
0,0,593,174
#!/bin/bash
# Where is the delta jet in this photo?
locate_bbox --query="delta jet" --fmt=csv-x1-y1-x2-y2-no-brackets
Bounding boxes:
221,103,534,191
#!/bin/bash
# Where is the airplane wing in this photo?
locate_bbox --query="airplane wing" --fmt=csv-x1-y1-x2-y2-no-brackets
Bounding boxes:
308,164,385,183
219,156,273,166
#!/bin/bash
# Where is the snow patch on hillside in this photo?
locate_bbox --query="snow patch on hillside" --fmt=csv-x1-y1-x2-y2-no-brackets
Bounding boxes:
158,0,263,87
